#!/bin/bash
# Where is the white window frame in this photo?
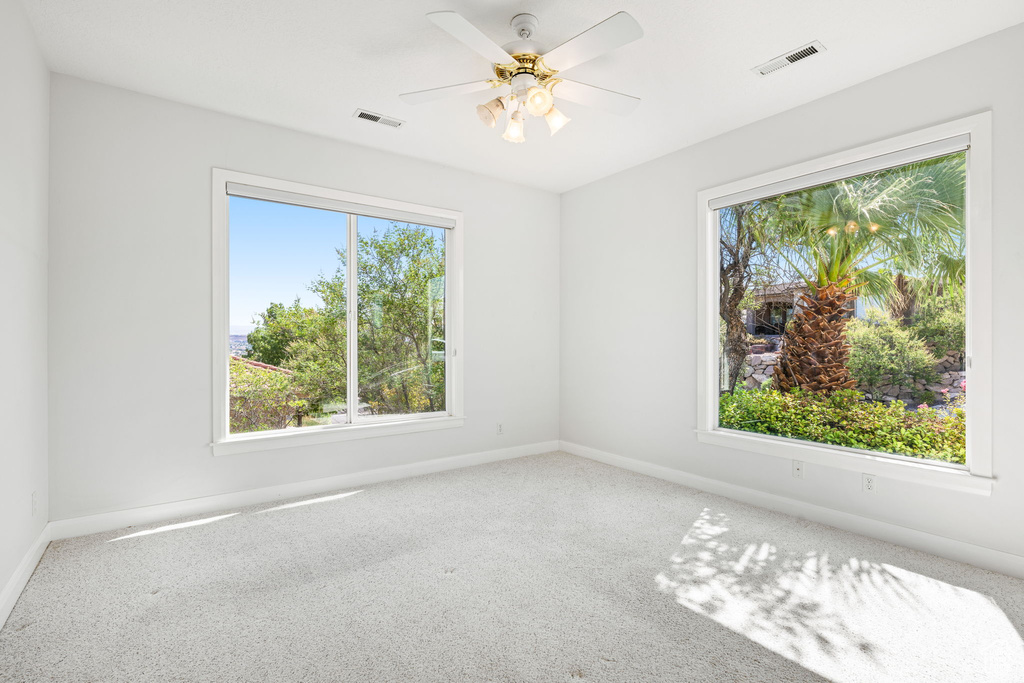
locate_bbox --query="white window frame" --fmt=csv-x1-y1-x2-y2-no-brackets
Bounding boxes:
211,168,464,456
695,113,993,495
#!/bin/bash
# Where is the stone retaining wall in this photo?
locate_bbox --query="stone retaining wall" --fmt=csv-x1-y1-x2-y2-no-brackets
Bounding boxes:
742,351,965,404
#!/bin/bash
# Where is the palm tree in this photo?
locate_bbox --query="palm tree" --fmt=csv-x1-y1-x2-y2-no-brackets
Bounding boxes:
883,154,967,322
771,152,965,394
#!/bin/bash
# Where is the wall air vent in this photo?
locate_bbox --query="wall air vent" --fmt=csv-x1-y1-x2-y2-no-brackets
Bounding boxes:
353,109,405,128
753,40,826,76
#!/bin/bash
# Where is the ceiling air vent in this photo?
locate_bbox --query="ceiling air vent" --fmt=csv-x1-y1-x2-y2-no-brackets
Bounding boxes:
353,109,405,129
753,40,826,76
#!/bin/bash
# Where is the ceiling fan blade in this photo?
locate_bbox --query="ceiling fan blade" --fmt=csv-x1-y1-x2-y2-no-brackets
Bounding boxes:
552,79,640,116
400,81,496,105
541,12,643,72
427,11,515,65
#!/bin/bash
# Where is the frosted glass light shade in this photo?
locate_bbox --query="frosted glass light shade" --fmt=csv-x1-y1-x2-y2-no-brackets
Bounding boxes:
502,110,526,143
525,87,554,116
476,96,506,128
544,107,571,135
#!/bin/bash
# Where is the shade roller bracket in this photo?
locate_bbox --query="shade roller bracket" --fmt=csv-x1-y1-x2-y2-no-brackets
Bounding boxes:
225,182,456,230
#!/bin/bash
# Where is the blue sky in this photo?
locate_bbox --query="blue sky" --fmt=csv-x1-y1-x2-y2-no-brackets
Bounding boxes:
229,197,420,334
229,196,347,334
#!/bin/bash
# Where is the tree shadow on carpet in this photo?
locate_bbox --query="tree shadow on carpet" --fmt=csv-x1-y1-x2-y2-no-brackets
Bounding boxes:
655,507,1024,683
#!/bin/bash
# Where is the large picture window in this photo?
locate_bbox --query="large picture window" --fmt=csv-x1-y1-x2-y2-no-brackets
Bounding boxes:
212,171,463,453
696,115,993,491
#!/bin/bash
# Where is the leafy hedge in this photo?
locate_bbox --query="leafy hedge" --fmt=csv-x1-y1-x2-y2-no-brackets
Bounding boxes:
719,388,965,464
229,358,303,433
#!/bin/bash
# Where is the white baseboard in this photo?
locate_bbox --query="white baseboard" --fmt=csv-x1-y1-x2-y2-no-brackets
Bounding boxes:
3,440,557,631
560,440,1024,580
50,440,560,541
0,525,51,631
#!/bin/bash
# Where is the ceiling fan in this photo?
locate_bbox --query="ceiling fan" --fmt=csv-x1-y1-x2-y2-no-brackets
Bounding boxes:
399,11,643,143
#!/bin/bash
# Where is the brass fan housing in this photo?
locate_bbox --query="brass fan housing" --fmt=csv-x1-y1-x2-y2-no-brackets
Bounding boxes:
491,54,560,89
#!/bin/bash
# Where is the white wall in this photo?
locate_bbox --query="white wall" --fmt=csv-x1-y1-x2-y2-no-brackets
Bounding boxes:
560,24,1024,560
48,76,560,520
0,0,49,588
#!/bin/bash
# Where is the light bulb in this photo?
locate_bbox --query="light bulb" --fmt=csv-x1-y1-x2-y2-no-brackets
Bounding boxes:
845,220,859,233
826,227,838,237
476,96,506,128
544,107,571,135
502,110,525,143
868,222,881,232
525,86,554,117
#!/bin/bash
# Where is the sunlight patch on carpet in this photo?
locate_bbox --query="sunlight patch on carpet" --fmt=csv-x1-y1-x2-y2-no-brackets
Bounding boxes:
257,489,362,513
108,513,239,542
656,507,1024,683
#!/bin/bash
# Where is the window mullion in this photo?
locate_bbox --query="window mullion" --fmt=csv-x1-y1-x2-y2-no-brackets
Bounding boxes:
346,214,359,424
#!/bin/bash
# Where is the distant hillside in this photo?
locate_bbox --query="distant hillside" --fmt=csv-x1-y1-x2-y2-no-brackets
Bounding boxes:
229,335,251,356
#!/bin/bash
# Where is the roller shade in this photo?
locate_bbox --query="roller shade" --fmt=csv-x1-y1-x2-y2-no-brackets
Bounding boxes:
226,182,456,229
708,134,971,211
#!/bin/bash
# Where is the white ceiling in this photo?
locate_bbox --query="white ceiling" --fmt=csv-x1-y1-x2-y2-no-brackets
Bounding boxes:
20,0,1024,193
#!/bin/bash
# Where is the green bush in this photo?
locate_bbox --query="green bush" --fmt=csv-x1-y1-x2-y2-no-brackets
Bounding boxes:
229,357,303,433
915,389,936,406
911,290,965,359
719,387,965,464
846,309,938,399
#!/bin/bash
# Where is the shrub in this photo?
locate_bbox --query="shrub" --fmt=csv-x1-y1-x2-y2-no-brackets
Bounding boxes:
911,290,966,359
229,357,304,433
719,387,965,464
915,390,936,406
846,309,938,399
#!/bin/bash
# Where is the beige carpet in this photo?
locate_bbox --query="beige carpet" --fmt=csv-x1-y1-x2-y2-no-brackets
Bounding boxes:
2,452,1023,682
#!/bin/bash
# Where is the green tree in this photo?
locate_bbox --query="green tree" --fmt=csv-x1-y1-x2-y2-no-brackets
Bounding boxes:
246,301,322,368
718,200,785,393
290,260,348,413
354,223,446,415
243,223,445,420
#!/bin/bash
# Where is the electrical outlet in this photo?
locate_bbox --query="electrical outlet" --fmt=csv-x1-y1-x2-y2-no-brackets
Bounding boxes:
31,491,37,517
792,460,804,479
862,474,877,494
496,423,504,436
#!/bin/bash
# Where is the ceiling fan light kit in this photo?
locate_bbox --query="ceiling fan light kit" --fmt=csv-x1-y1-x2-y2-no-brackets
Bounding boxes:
400,10,643,145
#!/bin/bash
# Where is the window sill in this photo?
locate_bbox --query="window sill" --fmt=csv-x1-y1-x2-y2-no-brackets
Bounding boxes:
696,428,993,495
212,415,464,456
